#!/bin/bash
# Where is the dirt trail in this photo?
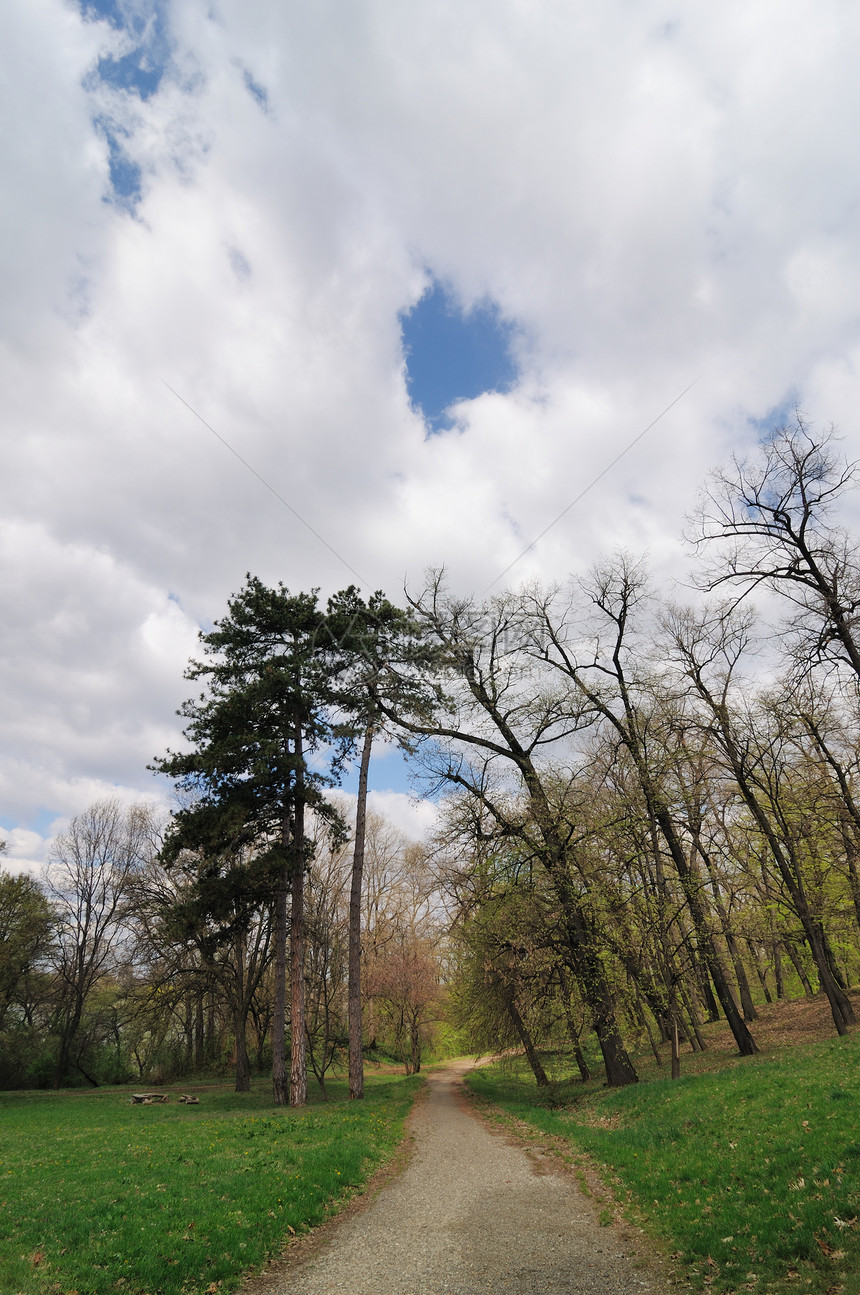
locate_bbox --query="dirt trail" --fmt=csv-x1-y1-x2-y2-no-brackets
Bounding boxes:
254,1060,667,1295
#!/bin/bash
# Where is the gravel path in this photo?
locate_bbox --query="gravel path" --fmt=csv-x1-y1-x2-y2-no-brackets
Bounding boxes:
256,1061,667,1295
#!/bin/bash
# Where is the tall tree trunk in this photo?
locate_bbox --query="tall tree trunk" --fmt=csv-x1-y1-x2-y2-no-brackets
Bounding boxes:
783,937,815,996
348,725,373,1100
772,936,785,999
651,801,757,1056
799,719,860,941
842,824,860,937
206,989,216,1061
505,992,549,1087
699,966,721,1023
559,966,592,1081
746,939,773,1004
703,698,854,1033
234,935,251,1093
547,861,638,1086
235,1006,251,1092
670,1003,681,1081
184,999,194,1070
53,994,86,1089
194,992,205,1069
290,729,308,1108
679,980,706,1051
272,803,291,1107
53,1036,71,1090
726,933,757,1021
580,960,637,1085
820,924,848,990
410,1014,421,1075
808,923,852,1033
700,852,758,1021
638,991,663,1066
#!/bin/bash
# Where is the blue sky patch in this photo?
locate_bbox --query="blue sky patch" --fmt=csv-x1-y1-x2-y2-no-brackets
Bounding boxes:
81,1,171,206
401,278,519,432
749,394,799,438
80,0,125,26
1,807,62,837
101,127,143,207
97,47,164,100
242,67,270,112
83,0,171,101
338,743,444,803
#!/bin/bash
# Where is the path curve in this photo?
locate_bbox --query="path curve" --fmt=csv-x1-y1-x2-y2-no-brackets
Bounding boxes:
254,1061,666,1295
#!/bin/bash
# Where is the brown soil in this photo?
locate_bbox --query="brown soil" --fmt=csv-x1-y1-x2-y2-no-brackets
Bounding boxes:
690,987,860,1054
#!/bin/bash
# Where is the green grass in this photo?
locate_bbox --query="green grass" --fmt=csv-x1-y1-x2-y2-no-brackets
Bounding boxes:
0,1071,421,1295
467,1035,860,1294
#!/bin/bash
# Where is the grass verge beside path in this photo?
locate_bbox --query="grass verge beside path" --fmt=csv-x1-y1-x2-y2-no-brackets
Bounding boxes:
0,1071,421,1295
467,1036,860,1295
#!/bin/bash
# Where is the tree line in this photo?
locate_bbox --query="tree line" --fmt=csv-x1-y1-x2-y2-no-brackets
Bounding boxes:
424,419,860,1084
3,415,860,1095
0,801,443,1091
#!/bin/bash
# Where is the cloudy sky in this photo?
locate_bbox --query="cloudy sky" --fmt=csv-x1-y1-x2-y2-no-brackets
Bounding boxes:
4,0,860,868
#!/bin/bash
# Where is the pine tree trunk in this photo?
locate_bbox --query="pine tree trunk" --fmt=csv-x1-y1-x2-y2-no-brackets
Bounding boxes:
290,731,308,1107
348,725,373,1100
234,935,251,1093
272,847,289,1106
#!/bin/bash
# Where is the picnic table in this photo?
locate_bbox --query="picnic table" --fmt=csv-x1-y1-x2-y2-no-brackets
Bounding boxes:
130,1092,200,1105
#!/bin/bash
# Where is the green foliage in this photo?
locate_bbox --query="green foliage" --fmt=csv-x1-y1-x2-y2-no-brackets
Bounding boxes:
469,1037,860,1294
0,1072,420,1295
0,870,53,1034
154,578,350,854
421,1020,471,1062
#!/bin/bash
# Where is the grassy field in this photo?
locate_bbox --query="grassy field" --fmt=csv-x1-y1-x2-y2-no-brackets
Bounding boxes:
0,1070,421,1295
467,1008,860,1295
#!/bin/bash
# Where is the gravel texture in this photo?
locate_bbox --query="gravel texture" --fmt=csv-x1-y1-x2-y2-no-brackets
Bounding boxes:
258,1060,668,1295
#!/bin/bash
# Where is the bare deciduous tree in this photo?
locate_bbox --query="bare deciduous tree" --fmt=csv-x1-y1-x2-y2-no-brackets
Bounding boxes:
691,416,860,680
46,800,154,1086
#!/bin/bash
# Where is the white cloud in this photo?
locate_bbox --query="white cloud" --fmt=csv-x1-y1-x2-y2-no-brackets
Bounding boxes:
4,0,860,835
2,826,56,877
0,519,198,821
365,791,440,842
327,789,440,844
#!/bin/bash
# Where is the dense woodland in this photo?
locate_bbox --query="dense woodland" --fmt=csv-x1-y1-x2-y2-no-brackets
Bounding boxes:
3,418,860,1096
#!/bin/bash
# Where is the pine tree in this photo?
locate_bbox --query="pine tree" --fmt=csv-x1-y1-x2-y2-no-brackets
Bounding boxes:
154,577,348,1106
